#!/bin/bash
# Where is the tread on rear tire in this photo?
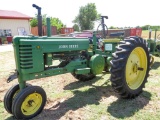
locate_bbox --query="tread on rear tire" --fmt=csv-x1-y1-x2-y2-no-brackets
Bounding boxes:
110,36,150,99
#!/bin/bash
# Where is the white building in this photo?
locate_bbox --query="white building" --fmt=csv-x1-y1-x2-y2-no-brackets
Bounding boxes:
0,10,32,37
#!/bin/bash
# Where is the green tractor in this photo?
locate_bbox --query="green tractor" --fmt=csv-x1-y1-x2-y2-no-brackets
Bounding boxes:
4,4,154,119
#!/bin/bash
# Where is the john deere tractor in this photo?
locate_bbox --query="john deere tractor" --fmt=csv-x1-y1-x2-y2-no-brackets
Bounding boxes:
3,4,153,119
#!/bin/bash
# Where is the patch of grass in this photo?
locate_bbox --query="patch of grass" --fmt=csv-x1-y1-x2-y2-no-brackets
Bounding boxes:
142,30,160,39
0,102,4,114
49,90,74,100
0,49,160,120
0,102,13,120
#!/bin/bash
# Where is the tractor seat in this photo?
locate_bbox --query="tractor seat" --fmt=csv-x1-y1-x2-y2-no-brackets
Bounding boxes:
110,32,124,37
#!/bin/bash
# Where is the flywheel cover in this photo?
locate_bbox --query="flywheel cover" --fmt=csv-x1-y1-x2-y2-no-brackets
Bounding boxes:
89,54,105,75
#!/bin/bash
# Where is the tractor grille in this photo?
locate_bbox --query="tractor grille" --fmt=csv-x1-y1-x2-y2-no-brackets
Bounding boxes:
19,45,33,69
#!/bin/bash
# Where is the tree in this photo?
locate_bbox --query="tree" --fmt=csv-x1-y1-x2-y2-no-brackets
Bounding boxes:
73,3,100,31
30,14,65,33
109,26,116,29
50,17,65,33
30,18,38,27
73,24,80,31
30,14,47,27
141,25,150,30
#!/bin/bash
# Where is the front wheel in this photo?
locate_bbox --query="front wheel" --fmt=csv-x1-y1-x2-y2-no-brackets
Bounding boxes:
110,36,150,99
12,86,46,119
4,83,31,114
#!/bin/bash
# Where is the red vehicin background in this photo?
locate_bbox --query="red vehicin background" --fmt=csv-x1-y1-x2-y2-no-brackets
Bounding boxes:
130,28,142,37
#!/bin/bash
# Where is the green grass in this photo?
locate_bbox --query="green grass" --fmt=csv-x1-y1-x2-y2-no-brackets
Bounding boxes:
0,44,160,120
141,30,160,39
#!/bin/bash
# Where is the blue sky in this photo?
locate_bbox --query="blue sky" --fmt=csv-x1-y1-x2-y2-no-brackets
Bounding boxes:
0,0,159,28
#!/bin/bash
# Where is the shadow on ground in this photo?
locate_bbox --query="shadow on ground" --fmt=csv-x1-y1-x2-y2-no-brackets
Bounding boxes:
5,75,151,120
31,76,116,120
4,116,16,120
151,61,160,69
107,91,151,119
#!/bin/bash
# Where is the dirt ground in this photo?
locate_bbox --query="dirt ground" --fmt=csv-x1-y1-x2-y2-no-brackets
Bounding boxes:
0,51,81,120
0,51,114,120
1,47,160,120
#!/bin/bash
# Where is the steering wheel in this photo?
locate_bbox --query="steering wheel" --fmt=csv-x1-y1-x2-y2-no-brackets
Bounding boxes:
96,23,108,39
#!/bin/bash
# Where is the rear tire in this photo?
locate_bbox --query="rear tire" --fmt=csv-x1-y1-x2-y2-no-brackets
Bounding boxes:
110,36,150,98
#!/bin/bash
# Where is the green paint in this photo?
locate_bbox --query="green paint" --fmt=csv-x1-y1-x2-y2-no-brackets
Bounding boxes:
46,17,51,37
12,31,122,89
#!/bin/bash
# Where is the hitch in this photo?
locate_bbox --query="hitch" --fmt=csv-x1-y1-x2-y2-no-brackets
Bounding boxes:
7,70,18,83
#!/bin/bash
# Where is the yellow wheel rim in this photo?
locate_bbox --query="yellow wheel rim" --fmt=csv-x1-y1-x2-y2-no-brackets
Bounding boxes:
21,93,42,115
126,47,147,90
13,90,20,100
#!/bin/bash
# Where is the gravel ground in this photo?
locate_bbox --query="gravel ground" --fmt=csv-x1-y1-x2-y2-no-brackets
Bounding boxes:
0,44,13,52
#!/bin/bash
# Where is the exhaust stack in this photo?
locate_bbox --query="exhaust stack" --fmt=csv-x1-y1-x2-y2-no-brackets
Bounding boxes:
32,4,42,36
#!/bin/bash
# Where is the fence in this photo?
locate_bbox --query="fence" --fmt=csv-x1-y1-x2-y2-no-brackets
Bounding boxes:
31,26,57,36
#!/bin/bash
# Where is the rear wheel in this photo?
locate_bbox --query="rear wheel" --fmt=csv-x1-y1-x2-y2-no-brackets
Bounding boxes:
110,36,150,98
12,86,46,119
